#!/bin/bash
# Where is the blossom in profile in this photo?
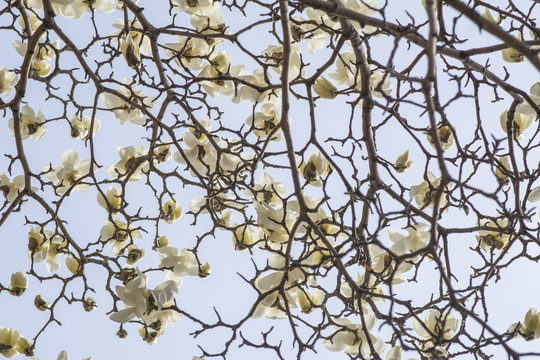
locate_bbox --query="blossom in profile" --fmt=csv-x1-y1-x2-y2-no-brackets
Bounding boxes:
99,217,142,256
0,66,18,98
162,199,183,224
313,76,339,99
0,172,26,203
70,115,100,140
120,34,141,68
395,150,413,173
298,151,332,187
8,271,27,297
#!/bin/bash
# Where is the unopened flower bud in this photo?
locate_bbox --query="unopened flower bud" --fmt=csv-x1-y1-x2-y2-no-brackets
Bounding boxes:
116,328,128,339
157,236,170,248
199,262,211,278
126,248,144,265
395,150,413,173
9,271,27,296
34,295,50,311
83,297,97,312
313,76,339,99
66,256,84,275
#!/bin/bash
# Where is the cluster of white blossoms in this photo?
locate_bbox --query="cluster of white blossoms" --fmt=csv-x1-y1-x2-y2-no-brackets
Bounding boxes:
2,0,540,358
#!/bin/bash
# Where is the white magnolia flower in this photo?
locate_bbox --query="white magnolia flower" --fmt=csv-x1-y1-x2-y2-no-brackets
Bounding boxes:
427,122,455,151
500,106,534,140
110,19,151,55
27,226,68,273
99,217,142,255
189,3,226,32
263,43,303,80
26,0,113,19
298,151,332,186
0,327,30,358
162,199,183,224
8,271,27,297
388,222,430,256
108,145,149,181
70,114,100,140
246,99,288,141
476,217,510,251
245,172,287,207
199,63,244,98
0,172,25,203
172,0,215,15
8,104,47,141
251,266,304,319
44,150,93,194
109,274,150,323
412,309,459,341
120,34,141,68
174,131,218,176
409,171,448,209
291,16,329,53
13,39,60,77
0,66,18,98
324,314,386,356
313,76,339,99
232,69,273,104
158,247,199,277
165,36,211,72
370,70,393,98
100,78,155,126
97,186,123,213
329,51,359,87
395,150,413,173
518,308,540,340
368,243,413,284
297,287,325,313
17,12,42,33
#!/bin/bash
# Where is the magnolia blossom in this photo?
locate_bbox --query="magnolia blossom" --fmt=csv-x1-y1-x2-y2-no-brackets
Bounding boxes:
162,199,183,224
252,266,304,319
232,224,265,251
108,145,149,181
109,274,150,323
174,131,218,176
409,171,448,209
97,186,123,213
13,39,60,77
28,226,68,273
120,34,141,68
502,46,523,63
299,151,332,187
172,0,215,15
500,106,534,140
0,172,25,203
246,100,287,141
8,104,47,141
368,244,413,284
0,327,31,358
110,19,151,55
8,271,27,297
190,5,226,32
518,308,540,340
99,217,142,255
412,309,459,341
165,36,211,72
254,200,297,249
495,156,512,185
25,0,114,19
427,122,454,151
263,43,303,80
233,69,274,104
370,70,393,98
476,217,510,251
313,76,339,99
199,63,244,98
245,172,287,207
340,272,385,303
324,314,386,356
329,51,359,87
100,79,155,126
388,222,430,256
44,150,93,194
0,66,18,98
291,16,329,53
297,288,325,313
70,114,100,140
17,12,42,33
394,150,413,173
158,247,200,277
